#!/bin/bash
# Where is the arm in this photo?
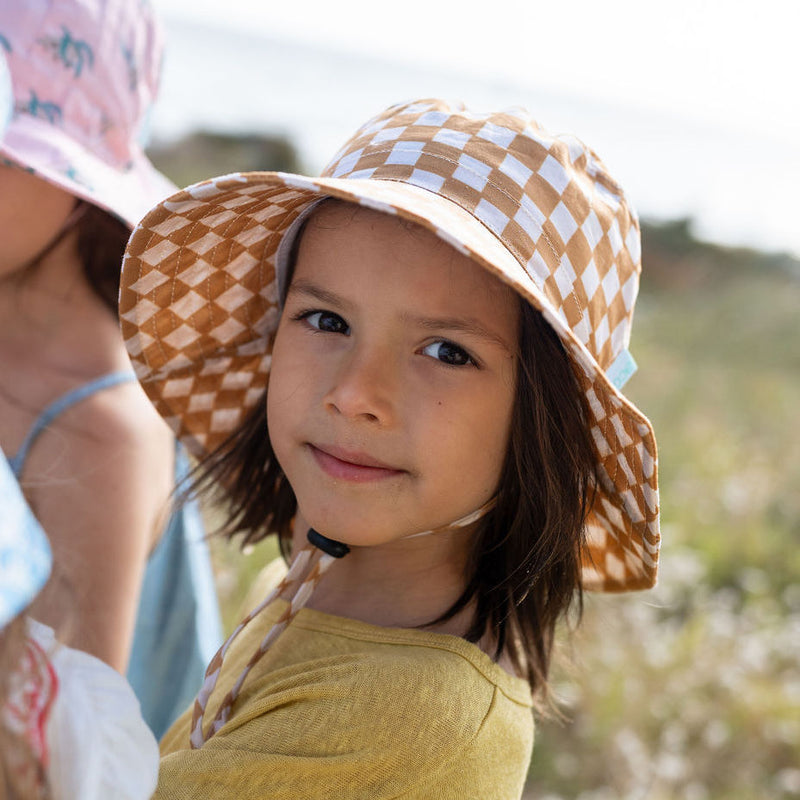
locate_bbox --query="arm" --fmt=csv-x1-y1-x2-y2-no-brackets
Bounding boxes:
26,382,175,671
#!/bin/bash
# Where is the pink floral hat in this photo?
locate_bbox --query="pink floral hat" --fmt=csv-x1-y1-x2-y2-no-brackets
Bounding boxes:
0,0,175,228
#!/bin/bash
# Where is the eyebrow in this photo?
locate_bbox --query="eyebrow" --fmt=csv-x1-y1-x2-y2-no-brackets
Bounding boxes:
405,314,514,352
288,278,515,353
287,279,348,310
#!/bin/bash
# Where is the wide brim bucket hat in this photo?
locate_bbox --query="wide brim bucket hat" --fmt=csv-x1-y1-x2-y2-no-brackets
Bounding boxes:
0,448,52,629
120,98,660,594
0,0,175,228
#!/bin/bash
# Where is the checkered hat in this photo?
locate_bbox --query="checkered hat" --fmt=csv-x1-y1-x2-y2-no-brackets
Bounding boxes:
120,98,660,592
0,0,175,228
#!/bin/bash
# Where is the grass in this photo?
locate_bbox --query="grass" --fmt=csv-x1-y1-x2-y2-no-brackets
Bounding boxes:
523,238,800,799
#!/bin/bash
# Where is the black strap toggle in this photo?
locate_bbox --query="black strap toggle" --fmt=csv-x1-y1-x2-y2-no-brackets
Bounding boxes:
307,529,351,558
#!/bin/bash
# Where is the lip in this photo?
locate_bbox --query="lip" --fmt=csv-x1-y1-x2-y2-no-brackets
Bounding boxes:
308,444,406,483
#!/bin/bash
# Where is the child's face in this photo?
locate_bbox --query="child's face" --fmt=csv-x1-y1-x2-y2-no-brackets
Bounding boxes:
267,201,519,547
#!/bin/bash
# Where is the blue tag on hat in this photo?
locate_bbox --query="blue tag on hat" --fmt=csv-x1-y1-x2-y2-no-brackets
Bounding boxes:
606,348,638,390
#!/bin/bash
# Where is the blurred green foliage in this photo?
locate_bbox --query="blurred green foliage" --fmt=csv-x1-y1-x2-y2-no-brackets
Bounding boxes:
148,130,302,189
525,219,800,799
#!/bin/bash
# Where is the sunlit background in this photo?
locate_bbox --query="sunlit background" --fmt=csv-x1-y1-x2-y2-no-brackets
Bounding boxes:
152,0,800,258
148,2,800,798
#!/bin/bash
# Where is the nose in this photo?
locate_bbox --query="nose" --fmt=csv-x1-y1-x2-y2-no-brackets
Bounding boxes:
322,342,398,425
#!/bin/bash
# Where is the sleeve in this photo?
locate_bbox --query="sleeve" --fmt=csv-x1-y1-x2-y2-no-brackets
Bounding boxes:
153,651,501,800
43,631,160,800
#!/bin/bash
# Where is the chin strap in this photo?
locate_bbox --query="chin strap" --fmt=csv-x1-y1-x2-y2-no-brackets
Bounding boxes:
189,499,495,748
404,497,497,539
189,531,348,749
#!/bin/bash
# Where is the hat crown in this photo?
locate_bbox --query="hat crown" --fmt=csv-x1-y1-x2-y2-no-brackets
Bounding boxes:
322,99,642,371
0,0,163,170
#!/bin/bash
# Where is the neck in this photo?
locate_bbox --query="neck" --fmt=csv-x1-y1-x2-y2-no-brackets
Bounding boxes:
290,513,475,635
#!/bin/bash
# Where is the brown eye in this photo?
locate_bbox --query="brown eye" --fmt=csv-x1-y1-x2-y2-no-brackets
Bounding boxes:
422,340,474,367
304,311,349,334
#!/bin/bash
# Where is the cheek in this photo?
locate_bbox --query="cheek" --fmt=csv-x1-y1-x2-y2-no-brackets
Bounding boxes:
266,323,328,443
268,319,311,398
265,323,298,441
466,369,516,487
472,406,513,485
0,171,76,270
427,385,514,490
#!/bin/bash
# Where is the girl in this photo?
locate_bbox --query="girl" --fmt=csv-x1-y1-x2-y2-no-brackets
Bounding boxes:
1,446,160,800
120,98,661,799
0,0,221,738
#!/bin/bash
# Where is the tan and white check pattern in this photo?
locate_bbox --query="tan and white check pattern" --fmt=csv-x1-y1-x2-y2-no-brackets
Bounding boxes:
120,98,660,593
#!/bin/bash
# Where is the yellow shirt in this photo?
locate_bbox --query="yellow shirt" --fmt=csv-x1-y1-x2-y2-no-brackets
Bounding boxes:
157,579,534,799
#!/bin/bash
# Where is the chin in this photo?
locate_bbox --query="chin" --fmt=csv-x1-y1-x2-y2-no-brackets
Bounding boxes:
298,506,415,548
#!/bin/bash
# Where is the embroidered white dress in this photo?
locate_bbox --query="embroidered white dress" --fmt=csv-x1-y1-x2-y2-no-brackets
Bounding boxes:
27,619,159,800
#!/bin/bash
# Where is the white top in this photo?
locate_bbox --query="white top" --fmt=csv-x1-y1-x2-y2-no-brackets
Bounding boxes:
28,619,159,800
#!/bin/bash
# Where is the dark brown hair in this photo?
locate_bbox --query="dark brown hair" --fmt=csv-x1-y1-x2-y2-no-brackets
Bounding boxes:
75,202,131,315
189,288,597,703
444,300,597,701
18,199,130,317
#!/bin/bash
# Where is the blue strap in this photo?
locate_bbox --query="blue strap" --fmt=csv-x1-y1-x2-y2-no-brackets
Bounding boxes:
8,371,137,478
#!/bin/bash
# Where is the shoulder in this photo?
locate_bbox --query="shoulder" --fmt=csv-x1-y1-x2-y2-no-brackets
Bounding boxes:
32,376,175,525
231,611,531,752
331,641,533,796
349,640,498,712
63,377,172,457
17,374,175,540
158,609,534,799
291,609,533,707
42,377,175,515
162,626,533,800
18,373,175,490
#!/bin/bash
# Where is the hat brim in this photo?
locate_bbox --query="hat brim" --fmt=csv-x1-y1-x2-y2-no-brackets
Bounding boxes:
0,114,176,228
120,172,659,592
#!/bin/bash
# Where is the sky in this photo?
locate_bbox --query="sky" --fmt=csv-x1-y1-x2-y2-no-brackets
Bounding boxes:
154,0,799,146
151,0,800,257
